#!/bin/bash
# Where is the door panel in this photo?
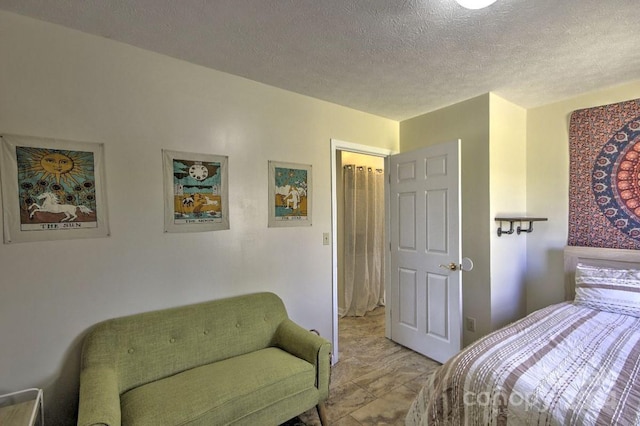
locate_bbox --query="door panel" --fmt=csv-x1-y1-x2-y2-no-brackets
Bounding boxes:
389,140,461,363
426,189,447,253
427,273,449,339
398,161,417,181
426,155,447,177
399,193,416,250
399,268,417,327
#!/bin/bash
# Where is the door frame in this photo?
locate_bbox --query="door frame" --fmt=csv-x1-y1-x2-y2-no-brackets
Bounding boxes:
330,138,395,363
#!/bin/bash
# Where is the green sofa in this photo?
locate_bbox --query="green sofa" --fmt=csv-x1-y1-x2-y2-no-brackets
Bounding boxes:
77,292,332,426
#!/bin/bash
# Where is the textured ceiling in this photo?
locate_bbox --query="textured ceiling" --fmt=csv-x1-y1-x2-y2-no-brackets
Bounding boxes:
1,0,639,120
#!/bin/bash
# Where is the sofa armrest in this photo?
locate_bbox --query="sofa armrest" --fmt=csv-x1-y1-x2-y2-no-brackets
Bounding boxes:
274,319,332,400
77,367,121,426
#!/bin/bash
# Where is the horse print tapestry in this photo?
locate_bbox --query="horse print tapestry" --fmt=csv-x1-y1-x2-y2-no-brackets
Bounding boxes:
568,98,640,249
0,134,109,243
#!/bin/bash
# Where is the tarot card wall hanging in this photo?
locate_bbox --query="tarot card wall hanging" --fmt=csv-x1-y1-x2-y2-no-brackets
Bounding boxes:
0,134,110,243
268,161,312,227
163,150,229,232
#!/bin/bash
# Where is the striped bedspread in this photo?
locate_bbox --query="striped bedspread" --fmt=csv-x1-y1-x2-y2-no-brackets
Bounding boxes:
405,302,640,425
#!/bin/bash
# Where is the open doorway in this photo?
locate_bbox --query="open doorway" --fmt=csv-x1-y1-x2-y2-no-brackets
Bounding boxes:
337,151,385,316
331,139,392,362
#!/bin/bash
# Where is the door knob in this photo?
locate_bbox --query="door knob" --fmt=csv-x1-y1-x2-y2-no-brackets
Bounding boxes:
439,258,474,272
439,262,458,271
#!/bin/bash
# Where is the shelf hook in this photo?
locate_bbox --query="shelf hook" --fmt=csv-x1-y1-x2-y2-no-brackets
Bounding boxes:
497,220,515,237
517,220,535,234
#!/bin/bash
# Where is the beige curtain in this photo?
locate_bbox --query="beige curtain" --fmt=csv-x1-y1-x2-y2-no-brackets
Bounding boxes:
342,165,385,317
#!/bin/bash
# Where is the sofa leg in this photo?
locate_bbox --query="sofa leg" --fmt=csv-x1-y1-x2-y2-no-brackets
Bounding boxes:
316,402,328,426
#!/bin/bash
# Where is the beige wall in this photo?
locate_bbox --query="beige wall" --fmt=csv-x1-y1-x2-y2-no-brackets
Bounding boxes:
341,152,385,169
400,94,491,346
525,80,640,312
0,12,398,424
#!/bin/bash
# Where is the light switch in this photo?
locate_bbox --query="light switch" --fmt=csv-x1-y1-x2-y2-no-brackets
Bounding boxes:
323,232,330,245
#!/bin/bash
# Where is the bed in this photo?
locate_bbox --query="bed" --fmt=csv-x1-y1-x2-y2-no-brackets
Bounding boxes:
405,246,640,425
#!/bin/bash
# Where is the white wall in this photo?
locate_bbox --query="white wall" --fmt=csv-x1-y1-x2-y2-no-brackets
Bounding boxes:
489,94,527,329
526,79,640,312
0,12,398,425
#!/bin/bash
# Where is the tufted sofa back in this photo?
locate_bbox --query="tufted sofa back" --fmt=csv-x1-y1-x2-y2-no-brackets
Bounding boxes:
81,292,290,394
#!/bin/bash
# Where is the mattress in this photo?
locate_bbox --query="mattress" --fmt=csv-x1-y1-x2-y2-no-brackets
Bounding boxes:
405,302,640,425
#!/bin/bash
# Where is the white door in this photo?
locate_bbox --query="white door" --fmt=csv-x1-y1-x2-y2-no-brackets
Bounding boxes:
389,140,462,363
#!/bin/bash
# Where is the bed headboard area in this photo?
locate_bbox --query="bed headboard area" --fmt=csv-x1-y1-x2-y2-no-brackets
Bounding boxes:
564,245,640,301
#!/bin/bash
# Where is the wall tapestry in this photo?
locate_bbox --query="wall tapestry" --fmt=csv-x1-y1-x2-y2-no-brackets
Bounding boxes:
569,98,640,248
268,161,312,227
162,149,229,233
0,134,110,243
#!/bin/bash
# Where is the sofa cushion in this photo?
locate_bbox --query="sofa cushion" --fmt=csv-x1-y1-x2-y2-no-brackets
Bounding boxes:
120,347,316,426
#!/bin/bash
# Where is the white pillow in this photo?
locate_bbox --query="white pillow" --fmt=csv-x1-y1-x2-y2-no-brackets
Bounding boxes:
574,262,640,317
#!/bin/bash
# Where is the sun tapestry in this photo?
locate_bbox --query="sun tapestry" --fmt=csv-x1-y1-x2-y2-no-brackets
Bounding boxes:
569,98,640,249
0,134,109,243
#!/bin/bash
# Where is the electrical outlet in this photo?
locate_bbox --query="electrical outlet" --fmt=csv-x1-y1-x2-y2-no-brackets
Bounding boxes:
323,232,330,245
465,317,476,332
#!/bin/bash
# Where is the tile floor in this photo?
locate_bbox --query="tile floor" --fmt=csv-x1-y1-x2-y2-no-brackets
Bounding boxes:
294,307,441,425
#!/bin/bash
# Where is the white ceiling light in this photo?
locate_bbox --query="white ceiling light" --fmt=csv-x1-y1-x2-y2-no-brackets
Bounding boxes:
455,0,497,9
